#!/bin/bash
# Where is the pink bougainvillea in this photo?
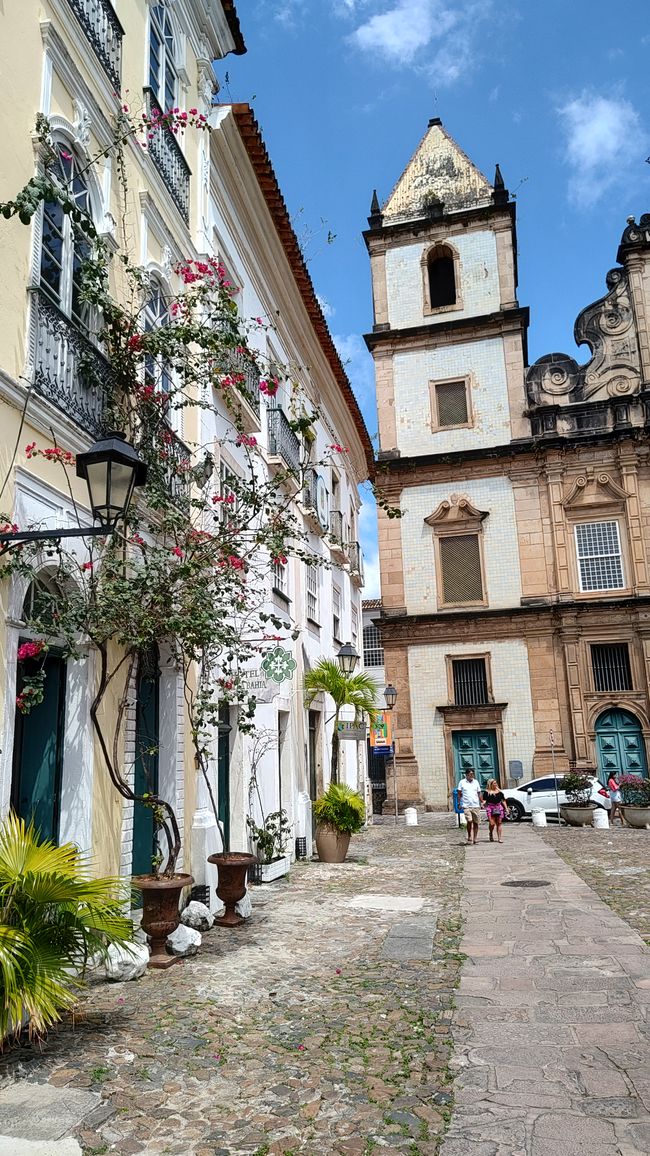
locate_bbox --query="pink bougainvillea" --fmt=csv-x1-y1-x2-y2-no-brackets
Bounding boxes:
16,640,46,662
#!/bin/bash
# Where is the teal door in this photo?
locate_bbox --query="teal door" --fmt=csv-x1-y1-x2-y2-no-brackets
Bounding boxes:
595,708,648,782
132,647,160,876
217,704,231,851
453,730,499,789
11,649,66,842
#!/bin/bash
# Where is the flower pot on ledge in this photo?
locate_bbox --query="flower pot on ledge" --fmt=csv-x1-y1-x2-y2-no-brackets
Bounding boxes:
133,873,194,969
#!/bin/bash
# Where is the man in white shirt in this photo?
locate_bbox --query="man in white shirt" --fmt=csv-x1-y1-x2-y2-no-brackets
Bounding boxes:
458,768,484,845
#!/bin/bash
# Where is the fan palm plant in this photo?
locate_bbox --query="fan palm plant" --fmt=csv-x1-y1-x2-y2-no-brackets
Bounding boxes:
0,813,134,1040
304,658,379,784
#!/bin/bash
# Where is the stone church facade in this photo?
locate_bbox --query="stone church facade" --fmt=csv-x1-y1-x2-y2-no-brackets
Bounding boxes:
366,117,650,809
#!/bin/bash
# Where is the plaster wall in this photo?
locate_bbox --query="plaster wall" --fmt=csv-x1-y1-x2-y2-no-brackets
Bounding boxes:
408,639,536,808
386,230,500,330
393,337,511,456
400,475,522,614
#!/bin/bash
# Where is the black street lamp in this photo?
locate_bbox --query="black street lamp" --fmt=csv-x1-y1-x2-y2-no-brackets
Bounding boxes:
0,432,147,545
337,641,359,675
383,683,399,824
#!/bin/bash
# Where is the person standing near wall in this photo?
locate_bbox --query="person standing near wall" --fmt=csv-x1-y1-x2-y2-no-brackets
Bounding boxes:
458,768,483,845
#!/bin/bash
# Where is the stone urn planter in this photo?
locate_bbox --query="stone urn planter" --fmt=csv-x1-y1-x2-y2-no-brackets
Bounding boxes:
207,852,257,926
133,873,194,969
315,824,351,864
620,806,650,829
559,804,595,827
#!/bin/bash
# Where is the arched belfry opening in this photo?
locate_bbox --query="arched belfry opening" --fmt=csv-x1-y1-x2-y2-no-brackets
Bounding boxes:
426,245,457,309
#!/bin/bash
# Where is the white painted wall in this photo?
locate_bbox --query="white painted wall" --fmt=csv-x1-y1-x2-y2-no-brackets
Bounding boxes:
400,476,522,615
386,230,500,330
408,639,536,808
393,337,511,457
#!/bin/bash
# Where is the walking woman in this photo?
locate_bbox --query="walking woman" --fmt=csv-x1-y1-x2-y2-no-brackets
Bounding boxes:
484,778,507,843
607,772,625,826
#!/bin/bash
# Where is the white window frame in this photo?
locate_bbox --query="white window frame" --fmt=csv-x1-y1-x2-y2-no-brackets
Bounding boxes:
332,584,342,642
272,556,288,598
306,564,320,624
40,142,94,326
575,521,625,593
218,459,238,525
149,3,178,112
363,623,384,668
351,604,358,650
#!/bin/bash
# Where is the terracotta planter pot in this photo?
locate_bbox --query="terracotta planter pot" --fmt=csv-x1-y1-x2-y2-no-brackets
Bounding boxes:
620,806,650,829
559,804,595,827
315,824,351,863
207,852,257,926
133,873,194,969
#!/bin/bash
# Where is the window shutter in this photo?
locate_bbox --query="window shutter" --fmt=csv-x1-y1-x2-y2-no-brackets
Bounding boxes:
436,381,468,427
439,534,483,604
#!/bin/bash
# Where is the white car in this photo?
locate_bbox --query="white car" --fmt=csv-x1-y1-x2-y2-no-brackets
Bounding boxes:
503,774,611,821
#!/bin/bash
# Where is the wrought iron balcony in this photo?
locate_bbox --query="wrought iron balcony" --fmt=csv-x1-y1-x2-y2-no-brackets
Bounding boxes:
303,467,318,513
30,288,112,436
223,347,260,421
162,426,192,512
66,0,123,92
329,509,345,544
348,541,365,584
143,89,191,224
267,407,301,475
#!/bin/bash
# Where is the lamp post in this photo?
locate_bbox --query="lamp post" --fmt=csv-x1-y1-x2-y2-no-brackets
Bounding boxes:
0,432,147,544
337,641,359,675
383,683,398,824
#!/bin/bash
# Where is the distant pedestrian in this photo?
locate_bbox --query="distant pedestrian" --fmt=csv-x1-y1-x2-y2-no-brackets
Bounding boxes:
607,772,625,826
458,768,483,845
484,778,507,843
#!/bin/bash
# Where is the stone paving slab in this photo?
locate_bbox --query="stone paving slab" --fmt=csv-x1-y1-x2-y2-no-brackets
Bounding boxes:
0,1141,82,1156
0,1085,100,1141
440,826,650,1156
0,820,464,1155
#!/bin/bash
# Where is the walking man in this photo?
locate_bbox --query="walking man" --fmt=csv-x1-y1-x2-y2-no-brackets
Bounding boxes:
459,768,484,845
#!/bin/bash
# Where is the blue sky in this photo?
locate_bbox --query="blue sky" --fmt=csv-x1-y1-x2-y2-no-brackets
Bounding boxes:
219,0,650,596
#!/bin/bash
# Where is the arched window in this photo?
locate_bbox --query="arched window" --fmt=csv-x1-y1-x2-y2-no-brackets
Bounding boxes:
149,3,177,112
40,143,93,326
426,245,457,310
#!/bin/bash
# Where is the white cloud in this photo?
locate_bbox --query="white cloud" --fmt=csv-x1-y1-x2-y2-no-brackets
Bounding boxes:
348,0,492,84
557,91,649,208
317,293,335,319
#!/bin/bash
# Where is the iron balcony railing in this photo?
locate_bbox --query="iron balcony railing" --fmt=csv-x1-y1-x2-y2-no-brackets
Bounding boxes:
223,347,260,420
302,467,318,512
267,407,301,475
30,288,112,436
347,541,364,582
143,89,191,224
162,426,192,512
66,0,123,92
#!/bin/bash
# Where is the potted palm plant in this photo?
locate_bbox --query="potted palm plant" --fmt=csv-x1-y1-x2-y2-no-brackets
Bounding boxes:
303,657,379,784
313,783,366,863
559,771,596,826
619,775,650,828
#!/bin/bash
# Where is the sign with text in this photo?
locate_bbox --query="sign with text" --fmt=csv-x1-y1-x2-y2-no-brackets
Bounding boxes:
337,721,366,741
369,711,393,749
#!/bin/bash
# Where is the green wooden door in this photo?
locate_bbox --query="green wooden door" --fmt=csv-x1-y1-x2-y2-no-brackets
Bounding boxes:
452,730,499,789
217,704,231,851
132,648,160,876
12,650,66,843
595,708,648,782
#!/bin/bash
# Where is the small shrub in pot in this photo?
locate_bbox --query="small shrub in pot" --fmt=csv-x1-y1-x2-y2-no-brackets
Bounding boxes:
313,784,366,863
618,775,650,807
562,772,593,807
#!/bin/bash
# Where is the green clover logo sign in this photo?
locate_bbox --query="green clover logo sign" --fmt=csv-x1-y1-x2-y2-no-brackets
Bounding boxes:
261,646,297,685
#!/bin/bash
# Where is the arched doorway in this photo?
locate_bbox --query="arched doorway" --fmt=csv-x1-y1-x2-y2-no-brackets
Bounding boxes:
595,708,648,782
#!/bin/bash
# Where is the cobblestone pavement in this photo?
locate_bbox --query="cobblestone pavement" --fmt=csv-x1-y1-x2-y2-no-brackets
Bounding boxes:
441,824,650,1156
541,825,650,944
0,818,465,1156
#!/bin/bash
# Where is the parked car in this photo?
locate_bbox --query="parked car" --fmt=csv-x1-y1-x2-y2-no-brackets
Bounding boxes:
503,774,611,821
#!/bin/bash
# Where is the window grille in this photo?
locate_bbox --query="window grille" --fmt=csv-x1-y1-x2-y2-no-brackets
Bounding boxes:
435,380,468,427
591,643,632,692
363,624,384,667
452,658,489,706
439,534,483,604
306,565,319,623
575,522,624,592
332,586,342,641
